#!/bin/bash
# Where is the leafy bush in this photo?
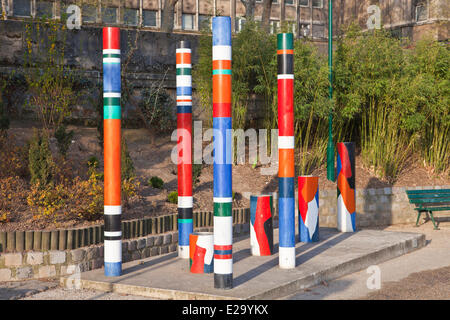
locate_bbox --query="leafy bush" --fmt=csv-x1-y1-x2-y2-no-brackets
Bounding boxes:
54,124,74,158
149,176,164,189
0,177,28,223
28,129,54,187
192,163,202,186
122,177,140,208
167,191,178,204
0,134,29,179
121,137,135,181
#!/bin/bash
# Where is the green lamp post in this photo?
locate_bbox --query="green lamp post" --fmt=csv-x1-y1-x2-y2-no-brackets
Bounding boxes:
326,0,335,182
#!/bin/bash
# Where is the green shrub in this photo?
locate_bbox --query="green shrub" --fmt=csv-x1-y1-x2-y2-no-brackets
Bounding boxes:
167,191,178,204
121,137,135,181
54,124,74,157
149,176,164,189
192,163,202,186
28,129,54,187
87,156,99,169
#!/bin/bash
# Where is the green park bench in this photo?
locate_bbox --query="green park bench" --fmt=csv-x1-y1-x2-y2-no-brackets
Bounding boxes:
406,189,450,230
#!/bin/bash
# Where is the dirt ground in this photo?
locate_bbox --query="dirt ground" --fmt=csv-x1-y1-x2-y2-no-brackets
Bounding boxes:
2,122,449,232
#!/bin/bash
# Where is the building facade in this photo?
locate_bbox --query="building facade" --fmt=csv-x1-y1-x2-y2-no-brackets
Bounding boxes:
1,0,448,41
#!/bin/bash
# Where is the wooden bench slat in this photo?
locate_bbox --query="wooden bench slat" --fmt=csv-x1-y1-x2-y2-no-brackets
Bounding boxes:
414,207,450,212
409,197,450,204
406,189,450,195
407,193,450,199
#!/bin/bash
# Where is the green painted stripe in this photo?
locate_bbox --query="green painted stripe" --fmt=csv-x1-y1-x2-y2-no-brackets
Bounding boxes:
103,105,121,119
214,202,232,217
103,97,120,106
178,218,193,223
176,68,191,76
277,33,294,50
212,69,232,75
103,53,121,59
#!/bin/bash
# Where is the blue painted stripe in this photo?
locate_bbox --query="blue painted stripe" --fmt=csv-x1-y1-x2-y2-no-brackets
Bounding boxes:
177,86,192,96
279,198,295,247
177,105,192,114
104,262,122,277
213,117,232,165
279,177,294,199
178,221,193,246
336,152,342,178
214,249,232,255
250,196,258,226
212,16,232,46
299,216,319,243
214,164,232,198
204,262,214,273
103,63,121,92
351,212,356,231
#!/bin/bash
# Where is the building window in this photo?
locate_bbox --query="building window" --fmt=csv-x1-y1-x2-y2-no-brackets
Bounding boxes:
199,14,211,30
123,8,138,26
299,23,310,37
299,0,309,6
82,4,97,23
270,20,280,34
36,1,53,18
102,7,117,24
13,0,32,17
312,0,323,8
235,17,246,32
312,24,324,38
182,13,194,30
143,10,157,27
273,0,278,3
415,4,427,22
285,0,294,5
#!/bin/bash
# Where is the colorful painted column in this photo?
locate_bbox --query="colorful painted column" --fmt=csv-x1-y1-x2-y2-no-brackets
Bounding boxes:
250,195,274,256
298,176,319,242
277,33,295,269
103,27,122,277
189,232,214,273
176,40,193,259
212,16,233,289
337,142,356,232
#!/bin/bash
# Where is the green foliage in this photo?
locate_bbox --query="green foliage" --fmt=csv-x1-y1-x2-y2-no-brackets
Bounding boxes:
54,124,74,158
121,137,135,181
149,176,164,189
167,191,178,204
192,163,203,186
28,129,54,187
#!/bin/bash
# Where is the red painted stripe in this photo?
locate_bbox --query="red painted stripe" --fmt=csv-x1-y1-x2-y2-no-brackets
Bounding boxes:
214,254,232,259
214,245,232,250
213,103,232,117
277,79,294,136
177,112,192,196
103,27,120,50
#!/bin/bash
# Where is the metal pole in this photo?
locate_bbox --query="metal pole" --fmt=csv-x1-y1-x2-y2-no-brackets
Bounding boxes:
326,0,335,182
103,27,122,277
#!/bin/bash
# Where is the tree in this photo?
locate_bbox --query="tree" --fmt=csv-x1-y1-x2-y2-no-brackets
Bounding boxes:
261,0,274,32
240,0,257,20
161,0,179,33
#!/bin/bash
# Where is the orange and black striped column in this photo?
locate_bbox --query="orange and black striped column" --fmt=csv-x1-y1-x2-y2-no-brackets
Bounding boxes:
103,27,122,276
277,33,295,269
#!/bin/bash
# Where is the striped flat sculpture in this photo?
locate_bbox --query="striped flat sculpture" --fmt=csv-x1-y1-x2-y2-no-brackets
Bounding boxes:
337,142,356,232
190,232,214,273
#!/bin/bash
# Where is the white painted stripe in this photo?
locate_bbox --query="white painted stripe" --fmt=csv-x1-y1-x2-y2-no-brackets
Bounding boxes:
213,197,233,203
178,245,190,259
277,74,294,80
178,196,193,208
214,259,233,274
177,101,192,106
103,49,121,54
278,136,295,149
104,240,122,263
279,247,295,269
103,92,121,98
306,198,319,240
103,57,121,64
176,48,192,54
104,205,122,215
250,223,261,256
196,234,214,265
212,45,232,61
176,64,192,69
176,75,192,87
104,231,122,237
213,216,233,245
176,95,192,100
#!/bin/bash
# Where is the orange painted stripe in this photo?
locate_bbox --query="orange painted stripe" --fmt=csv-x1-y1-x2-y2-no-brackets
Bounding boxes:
212,75,232,103
277,49,294,55
338,173,355,214
176,52,191,64
104,119,121,205
278,149,294,177
212,60,231,70
177,99,192,102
